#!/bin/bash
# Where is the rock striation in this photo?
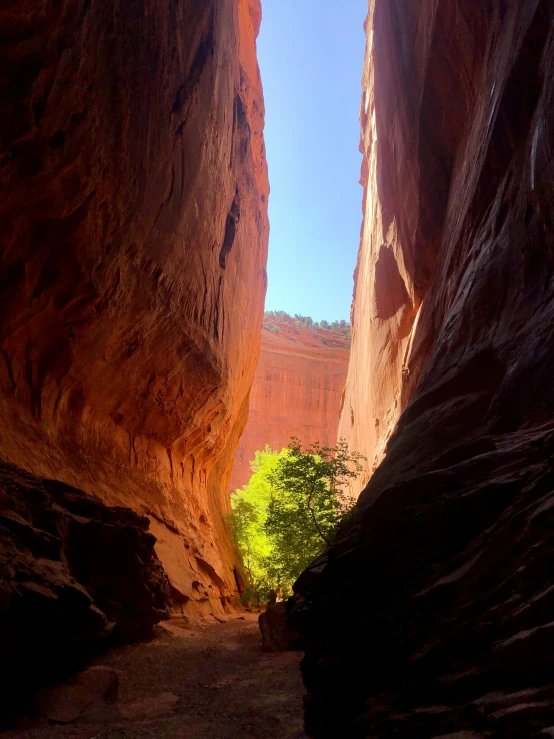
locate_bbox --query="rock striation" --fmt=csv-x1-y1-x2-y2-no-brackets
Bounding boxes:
0,0,268,615
0,462,170,716
292,0,554,736
229,317,350,492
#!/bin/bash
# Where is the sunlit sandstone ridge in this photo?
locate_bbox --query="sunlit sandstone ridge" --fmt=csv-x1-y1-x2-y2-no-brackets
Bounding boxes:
0,0,268,616
337,6,422,494
229,316,350,492
293,0,554,735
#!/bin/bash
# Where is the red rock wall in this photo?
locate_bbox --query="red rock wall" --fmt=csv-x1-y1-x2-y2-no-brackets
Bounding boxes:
0,0,268,616
337,0,432,492
292,0,554,735
229,323,350,492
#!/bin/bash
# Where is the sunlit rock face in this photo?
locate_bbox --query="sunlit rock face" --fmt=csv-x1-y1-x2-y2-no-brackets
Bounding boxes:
229,320,350,492
292,0,554,735
0,0,268,616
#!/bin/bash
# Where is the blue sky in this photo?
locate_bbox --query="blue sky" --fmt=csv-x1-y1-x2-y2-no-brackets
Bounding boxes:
257,0,368,323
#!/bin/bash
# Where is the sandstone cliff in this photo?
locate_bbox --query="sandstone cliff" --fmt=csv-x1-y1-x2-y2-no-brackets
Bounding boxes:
0,0,268,616
229,316,350,492
292,0,554,735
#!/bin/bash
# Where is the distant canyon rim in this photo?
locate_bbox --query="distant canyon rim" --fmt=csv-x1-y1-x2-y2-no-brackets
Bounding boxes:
1,0,554,737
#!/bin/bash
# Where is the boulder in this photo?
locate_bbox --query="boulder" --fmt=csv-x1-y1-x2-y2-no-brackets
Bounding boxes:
258,602,302,652
35,668,178,725
0,462,170,715
37,666,119,723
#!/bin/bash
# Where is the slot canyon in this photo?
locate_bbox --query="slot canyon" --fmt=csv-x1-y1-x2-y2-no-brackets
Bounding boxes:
1,1,553,738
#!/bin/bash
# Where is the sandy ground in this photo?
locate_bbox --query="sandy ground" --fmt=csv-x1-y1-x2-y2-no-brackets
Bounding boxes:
8,614,307,739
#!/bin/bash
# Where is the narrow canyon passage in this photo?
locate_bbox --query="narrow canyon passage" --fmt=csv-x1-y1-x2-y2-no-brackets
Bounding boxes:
2,0,554,735
7,616,306,739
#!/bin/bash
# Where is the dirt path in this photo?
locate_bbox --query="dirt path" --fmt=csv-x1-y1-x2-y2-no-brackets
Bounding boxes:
9,615,307,739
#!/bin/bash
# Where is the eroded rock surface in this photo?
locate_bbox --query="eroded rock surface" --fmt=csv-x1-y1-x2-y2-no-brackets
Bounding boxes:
0,0,268,614
0,462,170,714
229,317,350,492
292,0,554,736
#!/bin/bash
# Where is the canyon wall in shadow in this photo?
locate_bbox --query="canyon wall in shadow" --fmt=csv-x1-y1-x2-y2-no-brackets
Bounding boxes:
292,0,554,735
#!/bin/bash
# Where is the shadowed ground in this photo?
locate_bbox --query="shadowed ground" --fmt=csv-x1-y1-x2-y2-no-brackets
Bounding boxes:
9,615,306,739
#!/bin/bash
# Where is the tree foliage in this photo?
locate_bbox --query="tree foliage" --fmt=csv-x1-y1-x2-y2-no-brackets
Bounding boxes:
263,311,350,337
229,446,280,585
229,438,365,605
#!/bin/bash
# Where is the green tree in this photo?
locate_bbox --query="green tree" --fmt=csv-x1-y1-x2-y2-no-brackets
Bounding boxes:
229,446,281,584
229,438,365,604
264,438,364,587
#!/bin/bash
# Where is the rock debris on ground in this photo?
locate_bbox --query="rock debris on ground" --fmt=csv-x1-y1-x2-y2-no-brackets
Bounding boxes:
8,615,307,739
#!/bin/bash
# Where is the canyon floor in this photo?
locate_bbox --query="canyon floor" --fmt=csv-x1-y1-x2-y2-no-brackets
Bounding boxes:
9,615,307,739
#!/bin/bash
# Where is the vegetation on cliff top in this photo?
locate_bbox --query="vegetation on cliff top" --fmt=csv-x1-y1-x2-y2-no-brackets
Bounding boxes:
263,311,351,342
229,438,365,606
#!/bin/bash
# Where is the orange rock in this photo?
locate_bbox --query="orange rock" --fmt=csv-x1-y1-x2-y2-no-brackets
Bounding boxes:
337,4,420,495
0,0,268,615
229,320,350,492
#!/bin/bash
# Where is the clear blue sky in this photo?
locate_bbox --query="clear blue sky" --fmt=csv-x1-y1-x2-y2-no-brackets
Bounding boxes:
257,0,367,323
